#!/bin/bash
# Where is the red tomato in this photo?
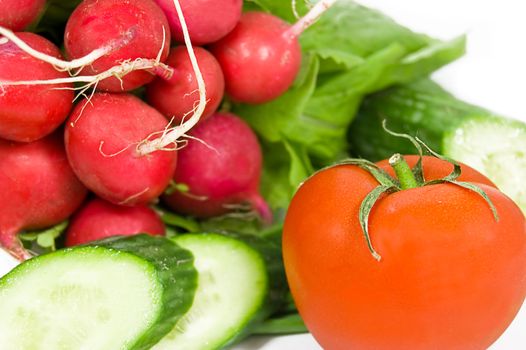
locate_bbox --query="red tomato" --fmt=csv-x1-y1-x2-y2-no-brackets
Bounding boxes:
283,156,526,349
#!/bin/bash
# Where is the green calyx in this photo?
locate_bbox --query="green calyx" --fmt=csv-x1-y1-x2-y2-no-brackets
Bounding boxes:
341,122,499,262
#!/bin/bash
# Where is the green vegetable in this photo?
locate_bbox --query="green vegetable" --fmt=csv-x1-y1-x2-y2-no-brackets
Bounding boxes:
252,313,308,335
349,78,526,213
235,0,465,210
153,232,286,349
0,235,197,350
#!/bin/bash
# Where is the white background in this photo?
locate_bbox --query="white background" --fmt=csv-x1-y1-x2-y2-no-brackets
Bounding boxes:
237,0,526,349
1,0,525,349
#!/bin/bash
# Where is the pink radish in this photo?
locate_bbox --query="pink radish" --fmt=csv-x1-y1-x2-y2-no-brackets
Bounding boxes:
64,0,171,92
211,1,337,104
163,112,271,222
65,198,165,247
0,132,88,260
0,32,73,142
146,45,224,125
210,11,301,104
153,0,242,45
65,93,178,206
0,0,46,31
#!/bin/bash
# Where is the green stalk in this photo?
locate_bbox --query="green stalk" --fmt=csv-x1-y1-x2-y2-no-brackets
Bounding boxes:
389,153,418,190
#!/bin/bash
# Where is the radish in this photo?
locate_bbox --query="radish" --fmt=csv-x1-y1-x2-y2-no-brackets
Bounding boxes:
65,198,165,247
153,0,242,45
146,45,224,125
210,12,301,104
0,0,46,31
0,32,73,142
64,0,171,92
0,132,88,260
210,0,337,104
65,93,178,206
163,112,272,222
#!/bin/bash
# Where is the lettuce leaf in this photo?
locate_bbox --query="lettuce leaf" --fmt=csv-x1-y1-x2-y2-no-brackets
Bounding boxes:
233,0,465,209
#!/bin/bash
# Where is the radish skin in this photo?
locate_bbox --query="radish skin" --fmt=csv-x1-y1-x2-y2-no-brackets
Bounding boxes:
65,198,165,247
0,0,46,31
0,133,88,260
65,93,178,206
163,113,272,222
146,46,224,125
153,0,242,45
64,0,171,91
211,12,302,104
211,0,338,104
0,32,73,142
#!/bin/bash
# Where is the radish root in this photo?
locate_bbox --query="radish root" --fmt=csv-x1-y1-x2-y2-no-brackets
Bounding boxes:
136,0,207,156
0,26,136,72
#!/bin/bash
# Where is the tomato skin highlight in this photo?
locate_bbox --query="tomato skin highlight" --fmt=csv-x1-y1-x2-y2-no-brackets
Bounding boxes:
283,159,526,350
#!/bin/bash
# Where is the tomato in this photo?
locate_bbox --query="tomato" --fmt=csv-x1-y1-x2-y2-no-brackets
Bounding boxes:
283,155,526,349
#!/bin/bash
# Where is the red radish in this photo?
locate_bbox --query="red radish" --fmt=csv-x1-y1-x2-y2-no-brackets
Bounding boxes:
0,0,46,31
64,0,171,92
0,132,88,260
65,198,165,247
153,0,242,45
65,93,177,206
210,12,302,104
0,32,73,142
146,46,224,124
163,112,271,222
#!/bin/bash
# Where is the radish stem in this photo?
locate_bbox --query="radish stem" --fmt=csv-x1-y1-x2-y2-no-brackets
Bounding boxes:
286,0,338,38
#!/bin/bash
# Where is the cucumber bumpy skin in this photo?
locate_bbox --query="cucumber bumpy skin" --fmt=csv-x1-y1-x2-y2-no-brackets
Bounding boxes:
0,234,198,350
350,78,526,213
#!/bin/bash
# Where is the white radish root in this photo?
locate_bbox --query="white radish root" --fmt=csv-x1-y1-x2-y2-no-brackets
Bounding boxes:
136,0,207,156
0,25,136,72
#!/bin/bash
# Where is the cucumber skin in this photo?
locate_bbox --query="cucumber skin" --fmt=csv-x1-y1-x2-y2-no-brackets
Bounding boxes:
219,232,288,346
87,234,198,350
173,232,288,348
348,79,489,160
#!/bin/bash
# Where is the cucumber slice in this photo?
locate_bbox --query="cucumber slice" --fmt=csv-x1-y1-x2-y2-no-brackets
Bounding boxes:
350,78,526,213
153,233,269,350
444,116,526,211
0,234,197,350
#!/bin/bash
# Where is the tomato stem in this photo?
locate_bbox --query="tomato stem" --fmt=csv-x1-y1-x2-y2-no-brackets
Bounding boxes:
389,153,418,190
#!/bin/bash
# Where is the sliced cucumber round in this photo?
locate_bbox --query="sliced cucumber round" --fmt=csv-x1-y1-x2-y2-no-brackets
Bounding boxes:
0,234,197,350
153,233,268,350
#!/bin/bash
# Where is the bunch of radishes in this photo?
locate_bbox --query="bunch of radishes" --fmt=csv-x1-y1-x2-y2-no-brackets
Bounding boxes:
0,0,336,260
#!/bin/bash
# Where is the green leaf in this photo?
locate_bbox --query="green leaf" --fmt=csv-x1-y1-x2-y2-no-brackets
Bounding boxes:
372,35,467,90
260,141,313,211
160,211,201,233
251,313,308,335
300,0,430,59
19,221,69,252
303,43,407,160
234,54,319,143
245,0,312,22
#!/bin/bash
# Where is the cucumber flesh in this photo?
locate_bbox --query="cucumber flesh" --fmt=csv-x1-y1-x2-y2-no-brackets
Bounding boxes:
444,116,526,212
0,235,197,350
153,233,268,350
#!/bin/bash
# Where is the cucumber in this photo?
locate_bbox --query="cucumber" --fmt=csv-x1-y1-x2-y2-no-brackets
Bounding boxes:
0,234,198,350
349,78,526,213
153,232,286,350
